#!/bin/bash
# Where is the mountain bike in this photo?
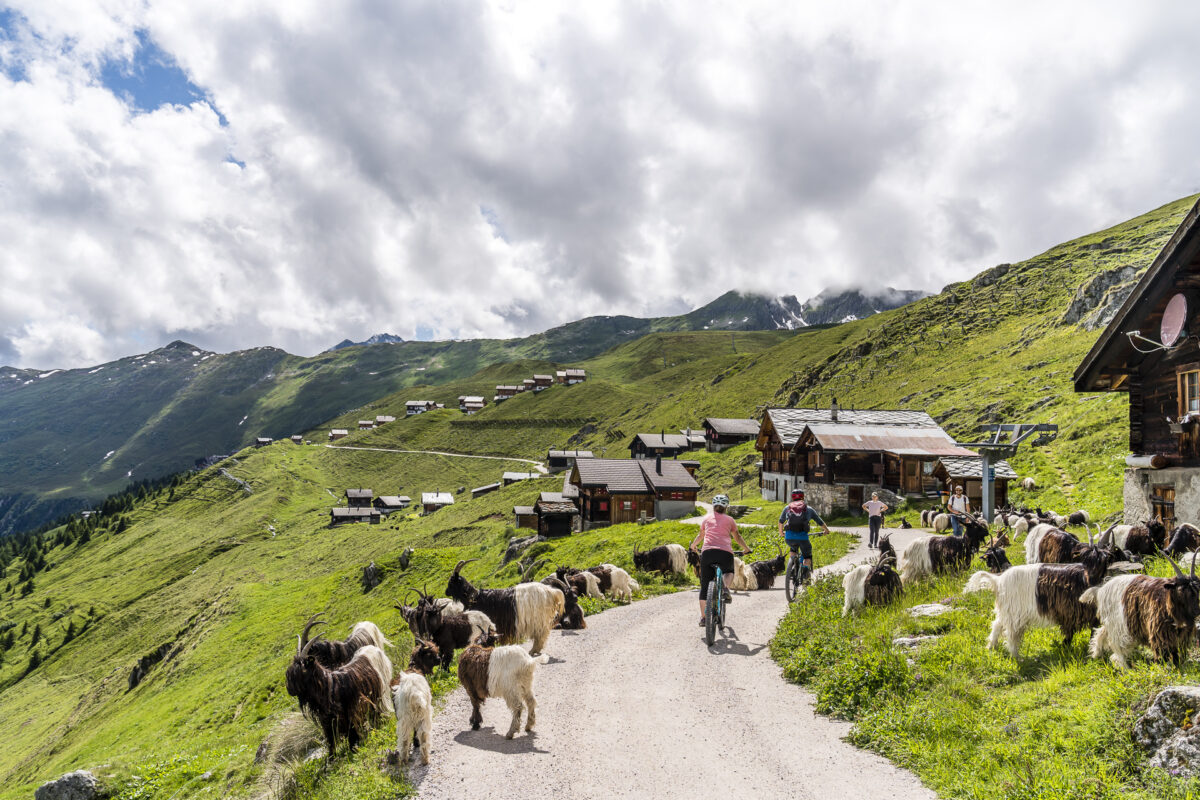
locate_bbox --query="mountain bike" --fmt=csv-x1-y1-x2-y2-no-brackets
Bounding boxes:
784,537,822,602
704,550,748,646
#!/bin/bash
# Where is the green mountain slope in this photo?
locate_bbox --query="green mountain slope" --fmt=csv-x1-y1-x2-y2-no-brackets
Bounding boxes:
0,194,1194,798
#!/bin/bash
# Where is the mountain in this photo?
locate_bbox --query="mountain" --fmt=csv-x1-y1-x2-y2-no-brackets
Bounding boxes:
0,289,925,537
797,287,930,325
0,194,1193,799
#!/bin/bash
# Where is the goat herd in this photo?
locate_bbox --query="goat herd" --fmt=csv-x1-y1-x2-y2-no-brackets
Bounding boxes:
284,558,641,766
845,506,1200,676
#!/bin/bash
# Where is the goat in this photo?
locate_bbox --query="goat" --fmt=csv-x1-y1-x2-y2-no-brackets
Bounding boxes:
878,533,896,563
842,554,902,616
1020,477,1036,491
746,545,786,590
932,513,951,533
686,547,701,578
1164,523,1200,557
729,557,755,591
446,560,565,655
391,641,439,765
980,538,1012,574
600,563,638,602
1110,520,1168,559
964,562,1104,659
1067,510,1091,526
285,632,393,754
542,575,586,630
403,591,497,670
898,517,912,529
457,631,549,739
632,543,688,576
1083,553,1200,668
586,565,613,595
296,614,392,670
899,517,989,584
555,566,602,599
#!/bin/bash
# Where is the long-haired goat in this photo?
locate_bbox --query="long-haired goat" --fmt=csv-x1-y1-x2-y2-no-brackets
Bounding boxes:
445,560,564,656
1067,510,1091,526
899,517,989,584
980,538,1012,574
1083,553,1200,669
296,614,392,670
1164,523,1200,558
600,563,638,602
457,631,550,739
747,545,786,590
542,575,586,630
878,533,896,563
555,566,602,599
842,554,902,616
729,557,755,591
285,630,393,754
932,513,951,533
1110,519,1168,559
586,565,613,594
632,543,688,576
391,641,439,765
403,590,496,670
964,562,1104,659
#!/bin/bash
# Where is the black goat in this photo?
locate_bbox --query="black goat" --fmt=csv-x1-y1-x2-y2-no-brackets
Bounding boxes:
1164,523,1200,558
898,517,912,529
543,575,586,630
878,533,896,562
405,590,496,671
980,539,1012,574
631,543,687,576
746,545,786,590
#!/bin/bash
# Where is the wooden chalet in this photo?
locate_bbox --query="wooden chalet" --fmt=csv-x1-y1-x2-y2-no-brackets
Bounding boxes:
1075,198,1200,526
522,378,536,392
547,449,593,473
406,400,436,416
569,457,699,528
330,507,381,525
458,395,487,412
358,420,375,430
375,415,395,424
629,433,694,460
255,437,273,447
502,471,539,486
535,492,581,536
532,374,554,391
346,489,373,508
513,505,538,529
421,492,455,514
290,435,304,444
702,418,760,452
555,368,587,385
471,482,501,498
932,456,1017,509
679,459,700,476
755,404,976,515
495,385,519,402
373,495,410,513
329,428,349,440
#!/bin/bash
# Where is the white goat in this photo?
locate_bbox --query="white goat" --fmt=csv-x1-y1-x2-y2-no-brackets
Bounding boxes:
578,570,603,599
729,557,755,591
392,672,433,764
601,564,638,602
933,513,951,532
964,564,1097,659
459,633,551,739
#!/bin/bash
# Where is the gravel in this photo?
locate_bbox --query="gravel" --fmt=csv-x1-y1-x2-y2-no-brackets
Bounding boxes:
412,528,935,800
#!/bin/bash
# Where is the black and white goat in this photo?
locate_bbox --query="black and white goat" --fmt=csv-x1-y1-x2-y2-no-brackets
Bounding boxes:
1164,523,1200,558
842,554,902,615
632,543,688,576
899,516,989,584
746,545,787,590
296,613,392,670
555,566,602,599
402,590,496,670
1083,553,1200,669
599,563,639,602
446,560,565,655
285,627,393,754
457,631,549,739
586,565,613,595
1026,523,1115,568
542,575,586,630
1109,519,1168,560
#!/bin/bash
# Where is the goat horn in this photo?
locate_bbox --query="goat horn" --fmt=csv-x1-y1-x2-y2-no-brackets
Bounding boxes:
1165,551,1187,579
453,559,478,575
1192,551,1197,580
299,632,324,659
299,614,326,647
295,634,302,655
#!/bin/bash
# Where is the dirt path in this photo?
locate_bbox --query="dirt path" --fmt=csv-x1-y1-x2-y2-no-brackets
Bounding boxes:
323,444,548,474
412,526,935,800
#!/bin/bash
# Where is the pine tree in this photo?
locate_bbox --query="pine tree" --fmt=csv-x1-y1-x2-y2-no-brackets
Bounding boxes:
63,620,76,642
26,650,41,674
29,623,41,648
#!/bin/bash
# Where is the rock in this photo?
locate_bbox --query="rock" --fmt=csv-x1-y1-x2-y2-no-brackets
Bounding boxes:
198,771,213,781
1061,264,1140,329
1135,686,1200,752
361,561,381,593
35,771,99,800
892,635,940,649
908,603,952,617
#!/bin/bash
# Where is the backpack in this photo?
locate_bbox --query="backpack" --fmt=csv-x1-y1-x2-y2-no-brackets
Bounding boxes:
783,501,809,533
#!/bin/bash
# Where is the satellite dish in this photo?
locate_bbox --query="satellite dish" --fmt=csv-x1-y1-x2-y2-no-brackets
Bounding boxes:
1161,293,1188,347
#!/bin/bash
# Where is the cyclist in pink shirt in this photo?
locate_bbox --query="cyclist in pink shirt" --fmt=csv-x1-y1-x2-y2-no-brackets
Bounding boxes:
689,494,751,627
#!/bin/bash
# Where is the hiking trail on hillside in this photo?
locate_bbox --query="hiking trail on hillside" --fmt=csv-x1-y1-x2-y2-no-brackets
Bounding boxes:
323,444,548,473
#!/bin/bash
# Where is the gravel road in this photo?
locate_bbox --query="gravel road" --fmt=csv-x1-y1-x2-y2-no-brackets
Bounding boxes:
412,526,936,800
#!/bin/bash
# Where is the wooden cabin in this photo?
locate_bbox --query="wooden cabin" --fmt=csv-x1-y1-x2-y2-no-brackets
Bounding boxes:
421,492,455,514
755,404,976,515
406,400,436,416
628,433,692,460
513,505,538,529
569,457,699,528
532,374,554,391
702,418,760,452
358,420,375,430
373,495,410,513
255,437,273,447
563,369,586,384
535,494,581,536
375,415,395,425
290,435,304,444
502,471,539,486
932,457,1016,509
547,449,593,473
329,429,349,440
1075,198,1200,526
471,482,501,498
346,489,373,508
458,395,486,412
330,507,381,525
495,385,519,402
522,378,536,392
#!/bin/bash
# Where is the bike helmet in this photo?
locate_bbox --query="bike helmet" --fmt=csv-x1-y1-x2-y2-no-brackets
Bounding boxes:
712,494,731,507
791,489,805,500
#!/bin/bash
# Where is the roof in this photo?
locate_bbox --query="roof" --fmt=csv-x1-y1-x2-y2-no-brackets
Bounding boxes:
523,378,536,384
256,437,272,442
561,473,579,499
639,459,701,492
1075,197,1200,391
555,371,566,377
496,385,520,391
291,434,303,440
346,489,373,499
679,430,706,443
574,458,652,492
539,491,566,502
458,396,485,403
533,374,553,381
935,456,1019,480
358,420,374,425
704,417,760,436
547,449,593,458
375,415,395,422
801,423,976,457
536,500,580,515
422,492,455,505
514,505,536,515
503,471,538,481
330,428,349,435
406,400,432,407
472,482,501,493
375,495,409,506
632,433,691,450
330,507,379,518
763,407,939,447
564,369,586,377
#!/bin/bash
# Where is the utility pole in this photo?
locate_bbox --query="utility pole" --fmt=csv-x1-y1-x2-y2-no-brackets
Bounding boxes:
955,424,1058,522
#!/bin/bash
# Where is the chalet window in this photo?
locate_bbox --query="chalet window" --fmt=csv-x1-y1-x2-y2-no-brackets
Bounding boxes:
622,501,633,511
1180,370,1200,416
1151,484,1176,529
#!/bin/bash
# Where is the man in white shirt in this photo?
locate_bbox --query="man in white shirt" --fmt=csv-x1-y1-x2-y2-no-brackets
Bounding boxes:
946,484,971,536
862,491,889,548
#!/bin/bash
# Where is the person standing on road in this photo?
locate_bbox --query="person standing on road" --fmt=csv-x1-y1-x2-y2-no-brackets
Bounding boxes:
689,494,752,627
778,489,832,575
946,484,971,536
862,492,888,549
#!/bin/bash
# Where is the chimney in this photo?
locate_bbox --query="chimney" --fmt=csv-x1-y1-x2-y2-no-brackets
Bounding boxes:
655,455,662,474
831,397,839,422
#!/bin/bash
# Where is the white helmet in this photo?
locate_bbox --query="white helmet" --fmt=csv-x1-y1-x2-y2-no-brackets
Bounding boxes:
712,494,731,507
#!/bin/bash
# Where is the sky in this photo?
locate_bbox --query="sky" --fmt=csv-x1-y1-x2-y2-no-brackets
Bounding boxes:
2,1,1200,369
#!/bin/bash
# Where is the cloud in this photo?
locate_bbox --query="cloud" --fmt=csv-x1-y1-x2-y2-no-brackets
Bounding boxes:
2,0,1200,367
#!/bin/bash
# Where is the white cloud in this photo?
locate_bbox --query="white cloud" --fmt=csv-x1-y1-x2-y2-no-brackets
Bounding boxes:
2,0,1200,367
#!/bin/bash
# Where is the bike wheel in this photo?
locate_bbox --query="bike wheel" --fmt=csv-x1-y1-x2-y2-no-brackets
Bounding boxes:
705,568,721,646
784,555,799,603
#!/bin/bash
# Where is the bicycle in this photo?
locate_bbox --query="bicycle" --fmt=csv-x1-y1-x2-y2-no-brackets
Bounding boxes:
784,539,821,603
704,550,748,646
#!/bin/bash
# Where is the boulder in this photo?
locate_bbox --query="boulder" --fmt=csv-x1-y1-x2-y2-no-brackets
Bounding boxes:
907,603,952,618
1135,686,1200,778
34,771,99,800
892,635,940,649
1061,265,1140,329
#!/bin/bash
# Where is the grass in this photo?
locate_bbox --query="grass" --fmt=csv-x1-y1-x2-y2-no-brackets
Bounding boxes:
770,532,1200,798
